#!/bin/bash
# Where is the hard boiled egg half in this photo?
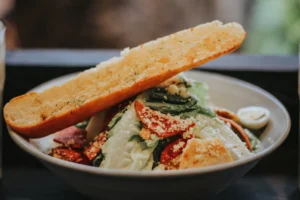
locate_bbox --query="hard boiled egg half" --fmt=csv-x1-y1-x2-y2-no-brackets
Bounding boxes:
237,106,270,130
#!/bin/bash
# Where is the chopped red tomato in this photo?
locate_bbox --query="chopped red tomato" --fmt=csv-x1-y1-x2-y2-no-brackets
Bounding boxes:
54,126,87,149
52,147,90,165
160,138,188,164
134,100,195,138
83,131,108,161
78,154,90,165
218,116,252,151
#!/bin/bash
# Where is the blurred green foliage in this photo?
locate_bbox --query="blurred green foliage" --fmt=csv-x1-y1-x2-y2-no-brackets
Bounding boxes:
243,0,300,55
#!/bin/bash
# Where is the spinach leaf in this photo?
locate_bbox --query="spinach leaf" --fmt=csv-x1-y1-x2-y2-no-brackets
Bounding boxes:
144,99,198,115
183,79,191,88
141,80,214,118
152,135,180,169
92,151,105,167
75,119,90,129
145,88,192,104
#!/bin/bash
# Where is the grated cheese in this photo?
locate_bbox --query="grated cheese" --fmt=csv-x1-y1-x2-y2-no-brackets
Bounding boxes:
167,84,179,95
158,76,185,87
173,141,186,152
178,85,190,98
182,127,194,139
165,83,191,98
83,131,107,160
140,105,194,135
139,128,152,140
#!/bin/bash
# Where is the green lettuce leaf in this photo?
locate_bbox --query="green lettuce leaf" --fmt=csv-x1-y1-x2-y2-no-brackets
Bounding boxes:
100,104,157,170
244,129,261,151
193,114,252,160
187,81,209,107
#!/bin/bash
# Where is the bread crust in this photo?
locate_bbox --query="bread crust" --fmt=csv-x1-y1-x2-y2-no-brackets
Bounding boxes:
179,138,233,169
4,20,246,138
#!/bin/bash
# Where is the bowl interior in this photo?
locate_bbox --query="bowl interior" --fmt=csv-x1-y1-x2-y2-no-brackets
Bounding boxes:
7,70,291,177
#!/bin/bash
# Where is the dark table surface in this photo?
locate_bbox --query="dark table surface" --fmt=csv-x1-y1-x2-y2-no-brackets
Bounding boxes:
0,50,299,200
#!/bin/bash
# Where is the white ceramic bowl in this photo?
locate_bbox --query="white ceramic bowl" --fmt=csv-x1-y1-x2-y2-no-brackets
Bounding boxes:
8,70,291,200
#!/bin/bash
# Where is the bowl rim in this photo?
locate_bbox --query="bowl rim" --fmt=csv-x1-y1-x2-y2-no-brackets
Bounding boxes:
8,70,291,178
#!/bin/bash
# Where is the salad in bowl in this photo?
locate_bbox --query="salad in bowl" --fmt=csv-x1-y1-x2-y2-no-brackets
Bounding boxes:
29,74,269,171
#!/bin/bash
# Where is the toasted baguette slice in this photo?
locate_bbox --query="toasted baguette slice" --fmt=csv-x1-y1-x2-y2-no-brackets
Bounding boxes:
179,138,233,169
4,20,246,138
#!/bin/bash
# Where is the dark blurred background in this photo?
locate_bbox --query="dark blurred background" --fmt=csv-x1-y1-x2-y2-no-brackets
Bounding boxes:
1,0,300,55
